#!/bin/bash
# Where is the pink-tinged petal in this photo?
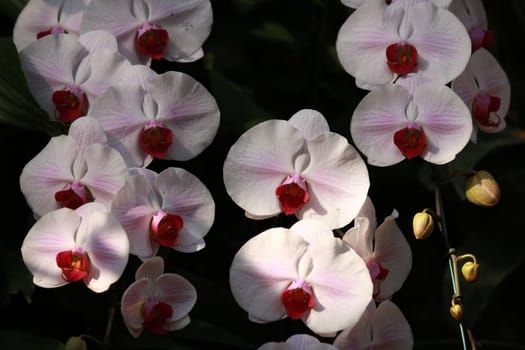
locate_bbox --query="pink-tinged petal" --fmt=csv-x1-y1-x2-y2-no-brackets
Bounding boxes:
80,0,141,37
350,84,411,166
149,71,220,161
18,34,87,118
80,144,127,209
409,2,471,85
21,207,80,288
451,59,480,111
333,301,375,349
303,233,373,334
336,0,400,86
154,0,213,62
155,168,215,253
88,85,153,167
20,136,76,217
413,83,472,164
258,343,297,350
373,210,412,301
342,216,374,260
167,315,191,331
448,0,487,30
13,0,89,51
68,116,108,148
175,48,204,63
223,120,309,218
357,196,377,230
290,219,336,245
75,203,129,293
135,256,164,281
78,30,119,52
229,228,308,322
156,273,197,322
286,334,321,349
299,133,369,229
111,173,159,259
121,278,150,336
288,109,330,141
371,301,414,350
341,0,365,9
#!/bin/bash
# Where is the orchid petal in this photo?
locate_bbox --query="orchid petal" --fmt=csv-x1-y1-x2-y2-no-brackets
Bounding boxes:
288,109,330,140
342,216,374,260
121,278,150,335
68,116,108,148
371,301,414,350
156,274,197,322
332,301,374,349
21,207,80,288
167,315,191,331
223,120,309,217
449,0,487,30
78,29,119,52
229,227,308,322
135,256,164,281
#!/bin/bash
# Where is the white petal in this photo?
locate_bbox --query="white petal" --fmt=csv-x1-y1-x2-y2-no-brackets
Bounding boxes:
156,274,197,322
371,301,414,350
288,109,330,140
299,132,369,229
21,208,81,288
342,216,374,260
69,116,108,148
223,120,309,217
333,301,374,349
121,278,150,335
229,227,308,322
78,29,119,52
135,256,165,281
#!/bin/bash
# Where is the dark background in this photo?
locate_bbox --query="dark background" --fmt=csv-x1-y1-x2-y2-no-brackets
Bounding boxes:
1,0,524,349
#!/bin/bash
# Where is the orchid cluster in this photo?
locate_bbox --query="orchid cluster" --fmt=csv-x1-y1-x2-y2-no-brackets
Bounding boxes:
8,0,513,349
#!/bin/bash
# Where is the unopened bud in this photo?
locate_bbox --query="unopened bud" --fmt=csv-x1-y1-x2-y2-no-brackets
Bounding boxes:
449,303,463,320
412,210,434,240
64,336,87,350
461,261,479,283
465,170,500,207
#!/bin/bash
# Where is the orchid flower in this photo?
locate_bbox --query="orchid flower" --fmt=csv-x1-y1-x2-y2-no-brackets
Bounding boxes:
257,334,337,350
333,300,413,350
13,0,91,51
223,109,369,230
20,116,128,219
87,64,220,168
120,256,197,337
79,0,213,65
18,30,132,123
452,48,510,143
342,197,412,301
20,202,129,293
229,219,373,336
448,0,492,52
336,0,471,89
341,0,451,10
350,83,472,166
111,167,215,260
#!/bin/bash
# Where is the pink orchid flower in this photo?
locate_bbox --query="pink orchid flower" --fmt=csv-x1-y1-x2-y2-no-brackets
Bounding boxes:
18,30,132,123
342,197,412,301
333,300,413,350
452,48,511,143
111,167,215,260
223,109,369,230
229,219,373,336
449,0,492,52
20,116,128,219
121,256,197,337
79,0,213,65
21,202,129,293
258,334,337,350
13,0,91,51
87,64,220,168
350,83,472,166
336,0,471,89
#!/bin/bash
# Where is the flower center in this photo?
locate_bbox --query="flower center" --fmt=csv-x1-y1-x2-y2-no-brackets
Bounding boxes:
52,87,88,123
393,126,426,159
281,280,315,320
55,181,94,210
150,211,184,247
56,249,90,282
139,123,173,159
36,25,67,39
141,297,173,334
275,174,309,215
137,23,169,60
366,258,389,299
386,42,418,75
468,25,493,52
472,92,501,128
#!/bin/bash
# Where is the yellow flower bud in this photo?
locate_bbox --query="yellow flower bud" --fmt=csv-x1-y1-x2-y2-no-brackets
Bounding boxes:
412,210,434,240
449,303,463,320
465,170,500,207
64,336,87,350
461,261,479,283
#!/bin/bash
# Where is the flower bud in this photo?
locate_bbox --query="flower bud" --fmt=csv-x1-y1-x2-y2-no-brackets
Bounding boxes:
412,211,434,240
465,170,500,207
64,336,87,350
449,303,463,320
461,261,479,283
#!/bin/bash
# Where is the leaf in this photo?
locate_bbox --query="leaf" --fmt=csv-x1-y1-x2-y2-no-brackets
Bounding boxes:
252,21,295,45
0,330,64,350
0,37,66,136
